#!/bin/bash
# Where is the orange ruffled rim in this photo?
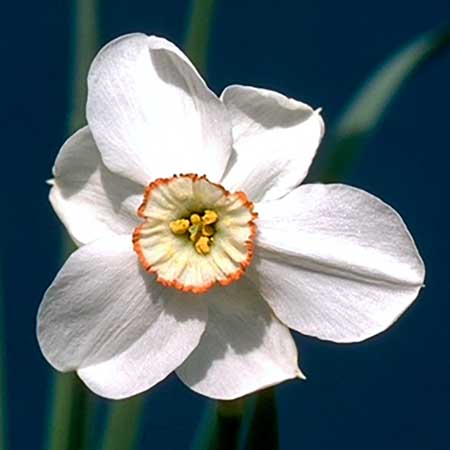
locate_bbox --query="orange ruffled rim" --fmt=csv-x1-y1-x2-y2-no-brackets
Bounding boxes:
132,174,257,294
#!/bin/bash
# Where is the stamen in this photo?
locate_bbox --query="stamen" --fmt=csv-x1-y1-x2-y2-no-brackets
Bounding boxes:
190,213,201,225
169,209,219,255
202,210,218,225
195,236,211,255
169,219,190,234
202,224,214,237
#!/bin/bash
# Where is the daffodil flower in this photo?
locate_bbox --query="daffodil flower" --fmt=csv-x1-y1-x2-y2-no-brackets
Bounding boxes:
37,34,425,400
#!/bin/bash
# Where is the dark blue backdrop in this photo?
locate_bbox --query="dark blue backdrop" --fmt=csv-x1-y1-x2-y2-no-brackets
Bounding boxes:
2,0,450,449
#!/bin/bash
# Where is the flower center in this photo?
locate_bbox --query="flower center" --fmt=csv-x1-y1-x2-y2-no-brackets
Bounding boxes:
169,210,218,255
132,174,257,294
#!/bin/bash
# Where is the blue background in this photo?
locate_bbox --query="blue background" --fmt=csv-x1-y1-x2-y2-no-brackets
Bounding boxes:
2,0,450,449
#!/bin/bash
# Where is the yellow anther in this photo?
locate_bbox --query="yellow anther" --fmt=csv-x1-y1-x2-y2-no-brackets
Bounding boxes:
202,210,218,225
202,224,214,237
190,213,201,225
195,236,211,255
169,219,190,235
169,210,218,256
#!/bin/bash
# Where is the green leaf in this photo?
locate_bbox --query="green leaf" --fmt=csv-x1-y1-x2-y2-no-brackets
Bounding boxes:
319,25,450,182
184,0,217,75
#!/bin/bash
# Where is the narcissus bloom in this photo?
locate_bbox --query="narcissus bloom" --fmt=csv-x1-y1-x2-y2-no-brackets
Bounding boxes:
37,34,425,400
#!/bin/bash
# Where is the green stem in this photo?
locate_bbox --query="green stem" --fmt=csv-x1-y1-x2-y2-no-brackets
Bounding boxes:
100,396,144,450
243,388,279,450
184,0,217,75
215,400,245,450
189,402,217,450
68,0,100,132
191,400,245,450
45,373,94,450
45,1,99,450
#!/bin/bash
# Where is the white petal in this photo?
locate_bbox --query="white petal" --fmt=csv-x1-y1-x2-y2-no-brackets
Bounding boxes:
252,183,425,343
37,235,207,399
87,33,232,186
49,126,143,245
176,278,301,400
220,85,324,201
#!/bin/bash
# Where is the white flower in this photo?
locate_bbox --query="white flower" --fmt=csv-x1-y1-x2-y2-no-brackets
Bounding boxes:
37,33,425,400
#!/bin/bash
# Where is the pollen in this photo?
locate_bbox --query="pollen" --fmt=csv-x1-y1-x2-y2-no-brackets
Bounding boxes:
169,209,219,255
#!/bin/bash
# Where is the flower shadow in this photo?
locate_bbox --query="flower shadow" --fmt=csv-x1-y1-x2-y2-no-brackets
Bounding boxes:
177,277,272,386
57,137,142,211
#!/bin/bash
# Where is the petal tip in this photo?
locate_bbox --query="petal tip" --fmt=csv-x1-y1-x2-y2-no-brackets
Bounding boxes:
296,368,307,380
